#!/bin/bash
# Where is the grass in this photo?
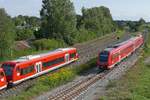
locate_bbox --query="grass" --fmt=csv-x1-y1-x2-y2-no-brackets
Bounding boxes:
102,57,150,100
101,33,150,100
7,58,96,100
115,30,125,38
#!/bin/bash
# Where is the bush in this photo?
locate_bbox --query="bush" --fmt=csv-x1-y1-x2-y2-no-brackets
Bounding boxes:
115,30,125,38
75,29,97,43
32,39,67,50
12,49,36,58
41,68,76,88
15,29,34,40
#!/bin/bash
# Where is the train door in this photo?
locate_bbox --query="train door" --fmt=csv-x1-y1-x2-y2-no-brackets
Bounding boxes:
65,54,69,62
35,62,42,73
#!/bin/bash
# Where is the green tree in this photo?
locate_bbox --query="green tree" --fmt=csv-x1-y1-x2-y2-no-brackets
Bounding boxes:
15,28,34,40
13,15,40,40
81,6,115,36
40,0,77,45
0,8,15,59
13,15,41,28
138,18,146,25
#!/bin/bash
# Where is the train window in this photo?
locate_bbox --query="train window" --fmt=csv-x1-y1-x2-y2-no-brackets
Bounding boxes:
120,50,124,54
112,53,119,60
20,65,34,75
123,45,133,53
2,64,14,76
70,53,76,58
16,67,21,73
43,57,65,68
0,72,4,78
99,51,109,62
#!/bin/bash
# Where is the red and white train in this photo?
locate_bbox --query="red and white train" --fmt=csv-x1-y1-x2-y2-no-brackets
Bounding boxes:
0,68,7,90
0,48,78,90
97,34,143,69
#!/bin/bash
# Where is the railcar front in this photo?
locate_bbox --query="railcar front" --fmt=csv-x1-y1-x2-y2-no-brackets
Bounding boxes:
0,68,7,90
97,50,111,69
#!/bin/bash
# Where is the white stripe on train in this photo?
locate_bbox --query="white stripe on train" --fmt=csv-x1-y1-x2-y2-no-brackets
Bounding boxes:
12,58,78,85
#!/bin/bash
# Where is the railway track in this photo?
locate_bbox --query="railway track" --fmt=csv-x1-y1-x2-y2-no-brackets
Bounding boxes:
0,33,129,99
47,70,111,100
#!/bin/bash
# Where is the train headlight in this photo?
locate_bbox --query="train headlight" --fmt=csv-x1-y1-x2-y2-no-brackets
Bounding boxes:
0,78,4,82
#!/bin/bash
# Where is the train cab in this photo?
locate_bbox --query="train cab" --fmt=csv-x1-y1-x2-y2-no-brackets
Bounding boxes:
0,68,7,90
97,49,111,69
1,62,16,85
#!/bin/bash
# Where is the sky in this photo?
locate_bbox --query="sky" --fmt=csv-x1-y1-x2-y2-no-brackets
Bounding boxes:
0,0,150,21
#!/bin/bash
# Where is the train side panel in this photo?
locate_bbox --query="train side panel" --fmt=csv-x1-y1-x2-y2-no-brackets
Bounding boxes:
108,41,134,69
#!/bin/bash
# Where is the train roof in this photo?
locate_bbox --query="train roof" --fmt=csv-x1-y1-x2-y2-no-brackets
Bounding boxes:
113,37,135,48
104,48,114,52
104,36,139,52
10,48,76,63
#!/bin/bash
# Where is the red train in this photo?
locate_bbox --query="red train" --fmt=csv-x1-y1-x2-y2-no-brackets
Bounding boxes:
97,34,143,69
0,48,78,89
0,68,7,90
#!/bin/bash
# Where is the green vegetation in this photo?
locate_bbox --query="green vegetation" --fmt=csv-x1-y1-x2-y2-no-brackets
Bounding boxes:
15,28,34,40
115,30,125,38
115,18,147,32
13,15,40,40
0,8,15,60
40,0,77,45
75,6,116,43
7,58,96,100
39,0,116,45
32,39,66,50
81,6,116,35
75,29,97,43
100,33,150,100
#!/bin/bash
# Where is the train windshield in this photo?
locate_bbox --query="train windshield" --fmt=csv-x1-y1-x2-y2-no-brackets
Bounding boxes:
99,51,109,62
2,64,14,76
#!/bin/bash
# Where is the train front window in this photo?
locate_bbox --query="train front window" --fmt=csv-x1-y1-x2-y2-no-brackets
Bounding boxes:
2,64,14,76
0,72,4,78
99,51,109,62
